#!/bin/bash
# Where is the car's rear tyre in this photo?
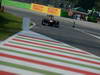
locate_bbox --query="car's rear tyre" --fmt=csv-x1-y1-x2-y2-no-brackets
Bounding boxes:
42,20,46,26
54,21,59,28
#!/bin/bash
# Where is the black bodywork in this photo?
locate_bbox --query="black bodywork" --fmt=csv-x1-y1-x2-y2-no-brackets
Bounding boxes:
42,15,60,28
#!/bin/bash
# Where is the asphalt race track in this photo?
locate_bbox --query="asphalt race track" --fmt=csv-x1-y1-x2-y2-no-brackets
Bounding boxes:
5,6,100,56
31,18,100,56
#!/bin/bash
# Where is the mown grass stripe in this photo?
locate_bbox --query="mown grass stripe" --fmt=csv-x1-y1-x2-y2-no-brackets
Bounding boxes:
16,36,74,48
8,41,100,61
0,48,100,70
0,61,60,75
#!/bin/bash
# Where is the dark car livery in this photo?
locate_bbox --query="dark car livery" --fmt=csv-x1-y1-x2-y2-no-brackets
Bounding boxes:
42,15,60,28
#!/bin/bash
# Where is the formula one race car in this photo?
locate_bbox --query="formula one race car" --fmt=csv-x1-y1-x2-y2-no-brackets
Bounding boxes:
42,15,60,28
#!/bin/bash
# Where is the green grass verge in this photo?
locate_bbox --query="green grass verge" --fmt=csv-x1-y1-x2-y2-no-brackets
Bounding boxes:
2,0,31,9
0,31,13,40
0,12,22,40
